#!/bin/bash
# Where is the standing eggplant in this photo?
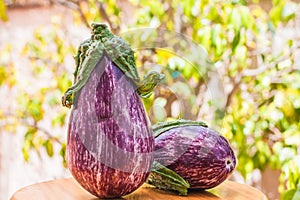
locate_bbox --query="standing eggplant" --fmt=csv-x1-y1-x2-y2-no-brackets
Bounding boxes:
148,119,236,195
62,23,164,198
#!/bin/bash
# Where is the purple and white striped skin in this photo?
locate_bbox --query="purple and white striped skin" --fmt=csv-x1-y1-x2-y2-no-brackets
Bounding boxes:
66,55,154,198
154,125,236,189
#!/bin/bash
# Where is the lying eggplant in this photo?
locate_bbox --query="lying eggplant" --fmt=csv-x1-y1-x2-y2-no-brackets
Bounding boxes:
148,119,236,195
62,23,164,198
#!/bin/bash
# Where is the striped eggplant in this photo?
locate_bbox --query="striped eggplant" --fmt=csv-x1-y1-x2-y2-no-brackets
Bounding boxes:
148,120,236,195
62,23,164,198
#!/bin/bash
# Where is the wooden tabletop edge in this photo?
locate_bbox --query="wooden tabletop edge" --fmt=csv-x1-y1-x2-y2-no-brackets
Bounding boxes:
10,178,268,200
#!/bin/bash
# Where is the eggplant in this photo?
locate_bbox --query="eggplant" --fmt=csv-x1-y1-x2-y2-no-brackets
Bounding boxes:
62,23,164,198
148,120,236,195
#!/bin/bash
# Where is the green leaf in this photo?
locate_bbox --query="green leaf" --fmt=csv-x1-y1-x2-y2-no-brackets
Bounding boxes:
207,6,222,23
231,31,241,52
57,73,72,93
240,6,252,29
272,0,281,6
22,140,31,162
198,27,212,49
211,24,224,56
0,0,8,22
281,189,296,200
60,143,67,167
24,127,37,140
229,8,242,32
22,147,30,162
292,184,300,200
28,99,44,122
0,66,6,86
51,112,67,127
270,3,284,26
283,126,300,146
235,45,247,65
282,2,296,21
44,140,54,157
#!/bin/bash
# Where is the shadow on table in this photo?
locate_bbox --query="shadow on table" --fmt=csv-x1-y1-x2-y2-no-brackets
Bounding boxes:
188,188,221,198
88,197,125,200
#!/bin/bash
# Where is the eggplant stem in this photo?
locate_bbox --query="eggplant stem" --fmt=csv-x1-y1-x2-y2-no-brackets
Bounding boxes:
62,23,165,107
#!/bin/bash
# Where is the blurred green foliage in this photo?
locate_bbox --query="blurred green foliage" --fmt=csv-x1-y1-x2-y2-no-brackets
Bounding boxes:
1,0,300,199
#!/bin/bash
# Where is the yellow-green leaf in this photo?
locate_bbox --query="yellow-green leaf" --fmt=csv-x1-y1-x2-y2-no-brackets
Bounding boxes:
44,140,54,157
0,0,8,22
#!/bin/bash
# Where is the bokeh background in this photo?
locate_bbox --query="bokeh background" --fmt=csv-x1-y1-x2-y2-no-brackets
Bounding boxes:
1,0,300,200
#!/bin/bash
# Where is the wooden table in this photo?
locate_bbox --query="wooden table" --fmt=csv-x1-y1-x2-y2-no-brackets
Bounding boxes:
10,178,267,200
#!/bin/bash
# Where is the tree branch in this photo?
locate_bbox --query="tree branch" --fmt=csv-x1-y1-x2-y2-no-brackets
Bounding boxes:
96,1,120,33
75,1,90,28
242,44,300,77
30,122,63,145
1,113,63,145
224,74,242,109
48,0,90,28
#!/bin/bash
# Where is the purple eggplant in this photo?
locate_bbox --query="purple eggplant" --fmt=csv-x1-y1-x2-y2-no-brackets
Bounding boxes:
148,120,236,195
62,24,164,198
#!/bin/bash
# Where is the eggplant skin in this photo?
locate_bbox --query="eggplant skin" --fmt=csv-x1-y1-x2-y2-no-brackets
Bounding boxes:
66,55,154,198
154,125,236,189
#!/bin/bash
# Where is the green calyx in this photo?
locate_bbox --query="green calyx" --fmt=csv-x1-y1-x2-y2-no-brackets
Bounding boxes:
147,161,190,196
152,119,208,138
62,22,164,108
91,23,114,41
136,71,165,98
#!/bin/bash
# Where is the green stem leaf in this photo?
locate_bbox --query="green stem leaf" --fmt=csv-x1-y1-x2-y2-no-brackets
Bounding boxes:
152,119,207,137
148,161,190,196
